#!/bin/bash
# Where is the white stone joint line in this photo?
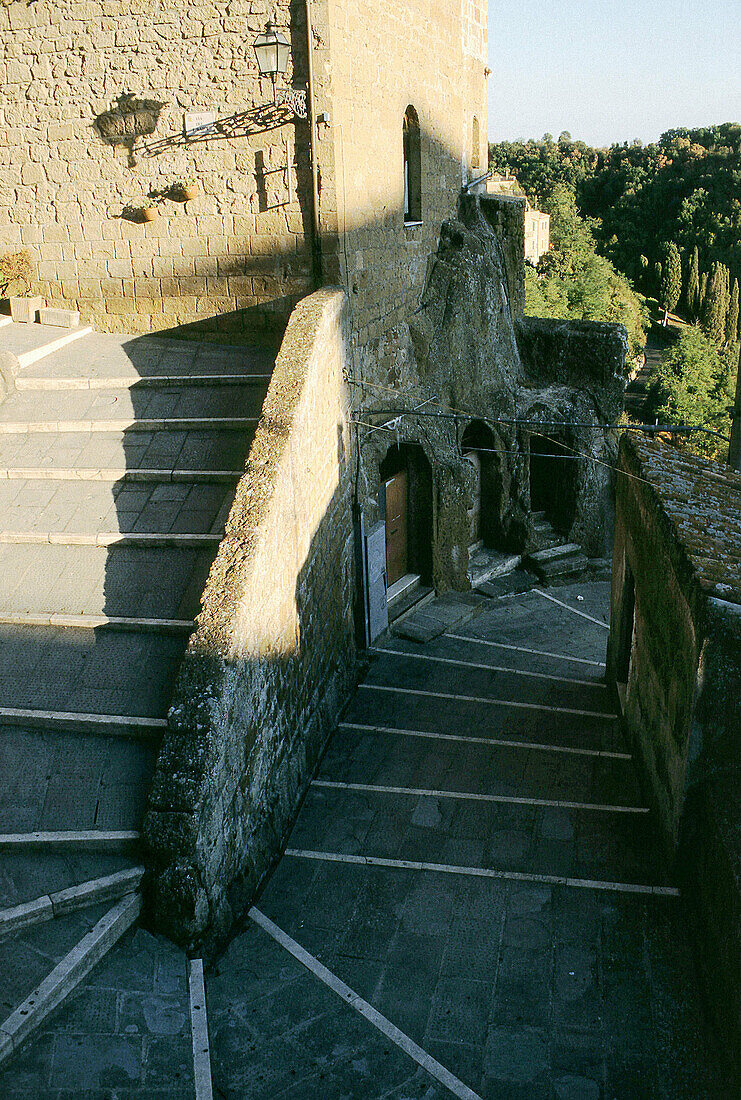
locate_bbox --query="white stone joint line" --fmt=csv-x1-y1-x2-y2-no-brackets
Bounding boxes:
338,722,631,760
189,959,214,1100
248,907,484,1100
369,646,607,689
283,851,680,898
359,682,615,720
311,780,648,814
446,634,606,668
0,892,141,1063
532,588,610,630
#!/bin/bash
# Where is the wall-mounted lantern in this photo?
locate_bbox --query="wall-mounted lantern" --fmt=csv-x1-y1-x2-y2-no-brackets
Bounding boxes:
253,23,291,97
252,21,307,119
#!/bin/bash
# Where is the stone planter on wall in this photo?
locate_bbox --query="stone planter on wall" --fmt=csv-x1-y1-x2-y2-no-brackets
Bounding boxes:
9,296,43,323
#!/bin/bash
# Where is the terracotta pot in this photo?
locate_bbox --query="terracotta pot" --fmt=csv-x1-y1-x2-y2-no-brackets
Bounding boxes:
141,205,159,222
176,184,198,202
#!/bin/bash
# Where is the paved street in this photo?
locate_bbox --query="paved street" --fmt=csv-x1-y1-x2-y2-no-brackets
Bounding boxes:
206,582,729,1099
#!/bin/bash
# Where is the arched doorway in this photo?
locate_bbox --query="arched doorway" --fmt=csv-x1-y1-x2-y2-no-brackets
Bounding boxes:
462,420,503,551
379,443,433,596
528,429,578,536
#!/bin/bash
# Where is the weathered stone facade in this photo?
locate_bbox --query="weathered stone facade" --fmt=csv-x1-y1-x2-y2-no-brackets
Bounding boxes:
606,434,741,1064
0,0,488,346
353,192,627,593
144,288,355,949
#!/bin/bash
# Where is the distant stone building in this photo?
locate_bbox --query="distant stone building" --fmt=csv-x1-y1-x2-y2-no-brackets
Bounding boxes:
607,434,741,1066
487,175,550,262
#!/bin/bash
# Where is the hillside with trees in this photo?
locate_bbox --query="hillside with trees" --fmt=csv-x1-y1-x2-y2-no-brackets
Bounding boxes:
490,125,741,459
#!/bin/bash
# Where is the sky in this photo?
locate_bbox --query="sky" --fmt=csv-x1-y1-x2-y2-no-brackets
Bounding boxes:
487,0,741,147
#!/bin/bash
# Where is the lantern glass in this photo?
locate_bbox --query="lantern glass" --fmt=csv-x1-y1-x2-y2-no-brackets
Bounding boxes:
253,22,290,79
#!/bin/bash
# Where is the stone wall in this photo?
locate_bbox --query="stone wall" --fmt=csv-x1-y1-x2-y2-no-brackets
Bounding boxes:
144,287,356,950
606,434,741,1063
310,0,489,373
0,0,488,346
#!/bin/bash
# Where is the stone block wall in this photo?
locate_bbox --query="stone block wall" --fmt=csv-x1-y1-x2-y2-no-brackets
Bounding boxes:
311,0,489,372
0,0,314,340
144,288,356,949
606,434,741,1063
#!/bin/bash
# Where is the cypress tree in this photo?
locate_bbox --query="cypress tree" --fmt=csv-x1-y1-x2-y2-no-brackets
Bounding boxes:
700,271,708,314
659,242,682,325
727,278,740,345
686,246,700,319
701,263,726,345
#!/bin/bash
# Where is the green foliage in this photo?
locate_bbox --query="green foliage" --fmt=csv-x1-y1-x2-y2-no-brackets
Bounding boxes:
659,242,682,319
0,249,32,295
701,262,728,345
489,122,741,312
647,328,734,457
524,186,648,360
728,278,740,344
686,246,700,318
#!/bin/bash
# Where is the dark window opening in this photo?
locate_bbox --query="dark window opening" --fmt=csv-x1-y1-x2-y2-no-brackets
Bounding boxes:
403,105,422,224
529,431,578,536
462,421,504,549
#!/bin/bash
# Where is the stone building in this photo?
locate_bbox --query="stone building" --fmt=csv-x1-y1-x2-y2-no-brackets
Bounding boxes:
606,434,741,1065
1,0,630,947
0,0,487,346
486,176,550,262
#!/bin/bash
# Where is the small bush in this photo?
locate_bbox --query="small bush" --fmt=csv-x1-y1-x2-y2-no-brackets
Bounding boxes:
0,249,33,295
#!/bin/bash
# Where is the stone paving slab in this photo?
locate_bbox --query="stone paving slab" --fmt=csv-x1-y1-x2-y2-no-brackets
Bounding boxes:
0,727,157,833
214,858,727,1098
0,545,211,620
0,479,229,535
0,382,267,424
19,331,274,380
0,852,134,908
0,626,185,717
0,926,194,1098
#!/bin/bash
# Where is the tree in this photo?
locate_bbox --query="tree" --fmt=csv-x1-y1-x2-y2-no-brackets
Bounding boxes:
700,271,708,313
728,278,740,345
686,246,700,319
701,263,726,345
659,242,682,324
558,131,572,144
648,328,731,457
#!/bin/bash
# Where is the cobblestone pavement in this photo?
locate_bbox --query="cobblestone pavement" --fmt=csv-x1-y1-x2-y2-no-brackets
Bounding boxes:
207,582,731,1099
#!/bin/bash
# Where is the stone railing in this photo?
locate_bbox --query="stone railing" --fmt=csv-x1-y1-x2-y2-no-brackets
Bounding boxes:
144,287,356,950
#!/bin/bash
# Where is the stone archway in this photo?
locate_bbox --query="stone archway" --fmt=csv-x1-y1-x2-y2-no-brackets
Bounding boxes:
379,442,433,593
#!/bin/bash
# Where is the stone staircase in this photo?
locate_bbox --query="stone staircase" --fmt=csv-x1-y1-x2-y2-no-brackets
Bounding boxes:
0,321,273,1093
202,583,726,1097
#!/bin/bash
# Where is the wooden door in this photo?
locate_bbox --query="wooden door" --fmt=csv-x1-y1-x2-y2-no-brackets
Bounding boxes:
384,470,408,587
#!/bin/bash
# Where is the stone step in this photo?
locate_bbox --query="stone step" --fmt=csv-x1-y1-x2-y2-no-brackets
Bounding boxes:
15,372,270,391
17,329,274,381
0,544,212,621
528,542,583,565
0,866,143,937
362,649,615,713
0,478,230,535
0,428,256,474
0,324,94,372
0,833,140,853
467,547,521,588
290,783,672,890
537,554,592,581
318,722,640,807
0,383,268,425
0,625,185,719
0,892,141,1068
477,567,535,599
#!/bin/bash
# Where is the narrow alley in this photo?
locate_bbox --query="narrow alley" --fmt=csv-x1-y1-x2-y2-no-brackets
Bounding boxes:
206,580,727,1099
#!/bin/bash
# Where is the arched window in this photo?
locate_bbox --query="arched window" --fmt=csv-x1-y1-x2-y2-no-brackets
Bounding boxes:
471,116,481,170
403,106,422,224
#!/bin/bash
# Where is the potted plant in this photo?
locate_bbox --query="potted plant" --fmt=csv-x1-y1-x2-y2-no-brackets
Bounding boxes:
0,249,43,324
171,178,198,202
132,200,161,223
